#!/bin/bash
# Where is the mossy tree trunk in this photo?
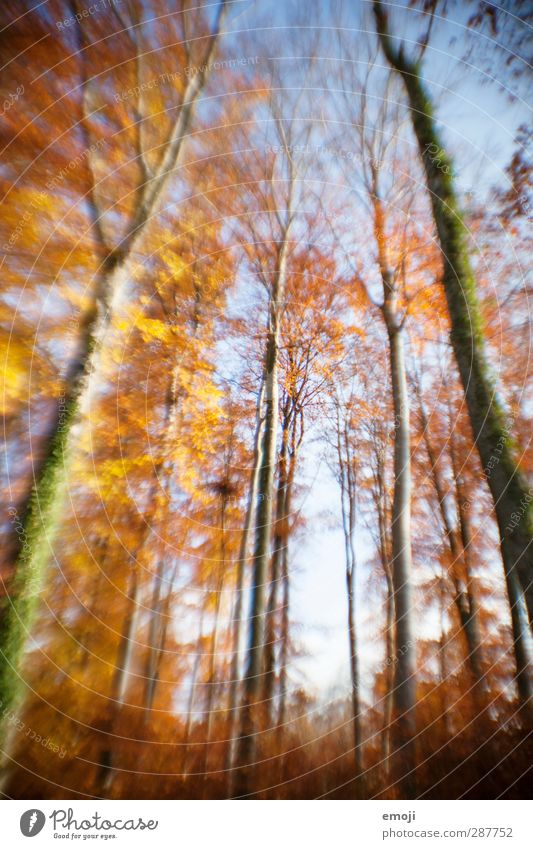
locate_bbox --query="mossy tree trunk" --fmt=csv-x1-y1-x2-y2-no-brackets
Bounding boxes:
0,1,227,749
373,2,532,648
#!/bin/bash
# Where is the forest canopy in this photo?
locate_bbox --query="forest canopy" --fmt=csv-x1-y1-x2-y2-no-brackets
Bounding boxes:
0,0,531,801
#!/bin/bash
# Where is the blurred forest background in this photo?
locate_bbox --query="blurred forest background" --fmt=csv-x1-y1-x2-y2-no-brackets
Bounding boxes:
0,0,532,799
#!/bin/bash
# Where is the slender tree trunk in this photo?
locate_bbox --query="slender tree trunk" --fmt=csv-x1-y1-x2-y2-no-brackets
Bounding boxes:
276,420,298,731
340,418,363,791
373,0,533,629
273,442,297,793
262,410,290,716
234,238,290,797
451,469,488,705
386,321,417,797
371,179,416,796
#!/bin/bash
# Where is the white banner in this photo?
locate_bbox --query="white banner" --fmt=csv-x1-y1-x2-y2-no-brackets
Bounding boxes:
0,800,530,848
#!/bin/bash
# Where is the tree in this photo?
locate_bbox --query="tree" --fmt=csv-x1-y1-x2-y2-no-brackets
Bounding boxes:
411,369,487,708
372,0,533,644
329,385,363,796
0,0,228,747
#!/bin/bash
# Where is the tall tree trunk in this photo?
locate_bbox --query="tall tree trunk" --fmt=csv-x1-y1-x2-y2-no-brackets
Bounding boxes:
0,1,228,748
453,449,533,720
373,0,533,631
226,381,265,791
234,237,290,797
372,180,416,797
